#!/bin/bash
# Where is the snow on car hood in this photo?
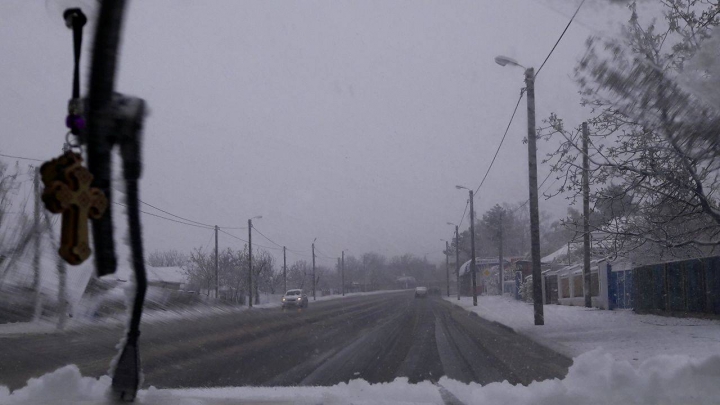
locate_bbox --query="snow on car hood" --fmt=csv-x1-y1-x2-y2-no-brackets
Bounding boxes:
2,349,720,405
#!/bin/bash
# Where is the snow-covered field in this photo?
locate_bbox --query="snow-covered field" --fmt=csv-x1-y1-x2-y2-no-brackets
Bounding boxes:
2,349,720,404
444,295,720,364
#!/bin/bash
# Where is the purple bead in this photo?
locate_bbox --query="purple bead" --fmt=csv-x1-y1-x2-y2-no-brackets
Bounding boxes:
65,115,86,132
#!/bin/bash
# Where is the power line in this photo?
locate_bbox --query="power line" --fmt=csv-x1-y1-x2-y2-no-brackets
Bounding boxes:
218,228,281,251
113,201,214,229
512,170,554,213
536,0,587,77
113,186,248,229
0,152,44,162
458,199,470,228
474,89,525,195
121,190,213,227
454,0,585,228
252,226,284,249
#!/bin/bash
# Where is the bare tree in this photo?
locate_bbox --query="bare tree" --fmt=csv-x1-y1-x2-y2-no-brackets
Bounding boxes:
287,260,310,290
147,249,188,267
540,0,720,261
0,162,35,287
253,249,275,304
184,248,215,295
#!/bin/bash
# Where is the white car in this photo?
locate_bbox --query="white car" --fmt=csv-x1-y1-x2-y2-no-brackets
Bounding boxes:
281,289,309,308
414,286,428,298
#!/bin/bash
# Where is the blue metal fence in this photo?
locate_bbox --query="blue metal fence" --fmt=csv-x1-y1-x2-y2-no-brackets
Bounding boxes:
632,256,720,315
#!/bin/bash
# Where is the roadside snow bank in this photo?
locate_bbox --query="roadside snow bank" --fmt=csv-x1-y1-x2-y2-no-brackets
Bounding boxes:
3,350,720,404
445,295,720,363
440,349,720,405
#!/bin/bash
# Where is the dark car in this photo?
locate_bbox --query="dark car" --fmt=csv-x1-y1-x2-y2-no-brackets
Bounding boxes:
281,289,309,308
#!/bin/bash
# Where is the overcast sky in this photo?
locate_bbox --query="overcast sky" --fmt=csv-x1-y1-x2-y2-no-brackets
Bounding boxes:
0,0,642,266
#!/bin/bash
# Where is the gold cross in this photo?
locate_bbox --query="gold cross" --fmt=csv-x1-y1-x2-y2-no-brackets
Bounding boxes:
41,152,108,265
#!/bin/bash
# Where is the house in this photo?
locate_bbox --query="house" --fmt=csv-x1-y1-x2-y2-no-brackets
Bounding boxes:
112,265,187,290
458,258,512,296
541,258,632,309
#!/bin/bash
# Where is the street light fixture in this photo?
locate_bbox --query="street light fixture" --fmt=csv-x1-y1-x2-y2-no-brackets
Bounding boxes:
448,222,461,300
441,239,450,297
341,250,347,296
496,54,544,326
247,215,262,308
312,238,317,301
494,55,524,68
456,185,477,306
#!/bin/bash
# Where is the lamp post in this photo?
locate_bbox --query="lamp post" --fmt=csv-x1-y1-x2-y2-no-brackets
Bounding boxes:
341,250,345,296
495,55,544,325
447,222,460,300
441,239,450,297
456,185,477,306
247,215,262,308
312,238,317,301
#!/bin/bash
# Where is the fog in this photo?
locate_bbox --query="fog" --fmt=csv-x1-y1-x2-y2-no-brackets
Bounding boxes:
0,0,633,264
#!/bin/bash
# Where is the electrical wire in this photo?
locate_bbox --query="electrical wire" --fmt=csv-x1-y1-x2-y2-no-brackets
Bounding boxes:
535,0,587,77
511,170,554,213
454,0,586,228
457,199,470,228
0,152,44,162
252,226,284,249
474,90,525,195
218,228,281,251
114,185,248,230
113,201,214,229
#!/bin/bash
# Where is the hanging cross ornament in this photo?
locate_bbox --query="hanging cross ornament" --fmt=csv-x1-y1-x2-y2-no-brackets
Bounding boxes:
40,152,108,265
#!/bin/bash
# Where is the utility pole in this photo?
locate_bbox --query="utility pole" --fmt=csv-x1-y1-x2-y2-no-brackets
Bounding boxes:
215,225,219,299
248,219,253,308
33,167,42,320
312,239,316,301
341,250,345,296
455,225,460,301
525,67,544,325
283,246,287,293
445,241,450,297
469,190,477,306
499,210,504,296
582,122,592,308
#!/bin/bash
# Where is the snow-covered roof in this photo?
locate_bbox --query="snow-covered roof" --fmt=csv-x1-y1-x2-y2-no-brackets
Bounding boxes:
542,245,568,263
459,258,511,276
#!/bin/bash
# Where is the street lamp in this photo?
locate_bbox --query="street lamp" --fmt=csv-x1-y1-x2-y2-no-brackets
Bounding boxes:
456,185,477,306
496,54,544,326
341,250,346,296
247,215,262,308
441,239,450,297
312,238,317,301
447,222,460,301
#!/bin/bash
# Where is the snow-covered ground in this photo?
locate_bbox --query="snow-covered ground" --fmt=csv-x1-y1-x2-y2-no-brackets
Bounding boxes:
2,349,720,404
444,295,720,364
0,289,405,336
3,292,720,403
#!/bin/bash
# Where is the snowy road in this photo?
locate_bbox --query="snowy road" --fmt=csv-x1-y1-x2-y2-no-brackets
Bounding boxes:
0,291,570,391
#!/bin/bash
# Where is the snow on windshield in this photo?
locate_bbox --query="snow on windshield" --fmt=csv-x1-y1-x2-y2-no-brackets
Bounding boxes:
2,350,720,404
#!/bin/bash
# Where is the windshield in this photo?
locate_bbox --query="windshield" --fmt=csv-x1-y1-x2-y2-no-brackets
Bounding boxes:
1,1,720,404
